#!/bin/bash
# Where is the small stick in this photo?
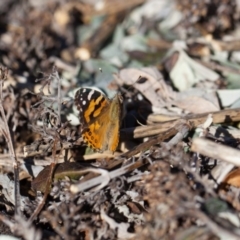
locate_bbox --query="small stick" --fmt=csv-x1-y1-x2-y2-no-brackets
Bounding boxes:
191,138,240,167
54,67,62,127
121,123,182,159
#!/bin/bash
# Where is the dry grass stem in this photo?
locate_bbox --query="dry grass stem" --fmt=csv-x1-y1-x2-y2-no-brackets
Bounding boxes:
191,138,240,167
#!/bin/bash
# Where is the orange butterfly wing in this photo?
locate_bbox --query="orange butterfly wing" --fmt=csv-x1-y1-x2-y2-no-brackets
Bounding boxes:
75,89,122,152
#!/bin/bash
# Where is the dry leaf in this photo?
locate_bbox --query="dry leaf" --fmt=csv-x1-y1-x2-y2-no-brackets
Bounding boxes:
217,89,240,108
173,96,219,113
166,50,220,91
115,67,175,107
32,162,86,192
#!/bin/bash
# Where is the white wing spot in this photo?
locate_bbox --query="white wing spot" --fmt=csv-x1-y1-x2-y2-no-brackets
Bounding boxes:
88,90,95,101
83,89,86,93
82,100,86,105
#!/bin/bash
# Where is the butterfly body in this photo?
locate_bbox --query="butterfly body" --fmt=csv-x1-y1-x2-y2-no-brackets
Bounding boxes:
75,88,123,152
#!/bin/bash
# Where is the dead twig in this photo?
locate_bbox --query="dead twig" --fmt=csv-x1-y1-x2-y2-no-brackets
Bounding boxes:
191,138,240,168
0,67,20,215
121,120,189,159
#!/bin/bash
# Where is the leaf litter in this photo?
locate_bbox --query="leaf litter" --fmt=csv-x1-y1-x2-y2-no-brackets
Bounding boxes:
1,0,240,239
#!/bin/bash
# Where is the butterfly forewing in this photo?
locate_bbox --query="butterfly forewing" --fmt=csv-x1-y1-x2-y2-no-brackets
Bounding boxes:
75,89,109,126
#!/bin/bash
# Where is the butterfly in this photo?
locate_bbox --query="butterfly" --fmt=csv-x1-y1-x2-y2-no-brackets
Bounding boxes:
74,88,123,152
